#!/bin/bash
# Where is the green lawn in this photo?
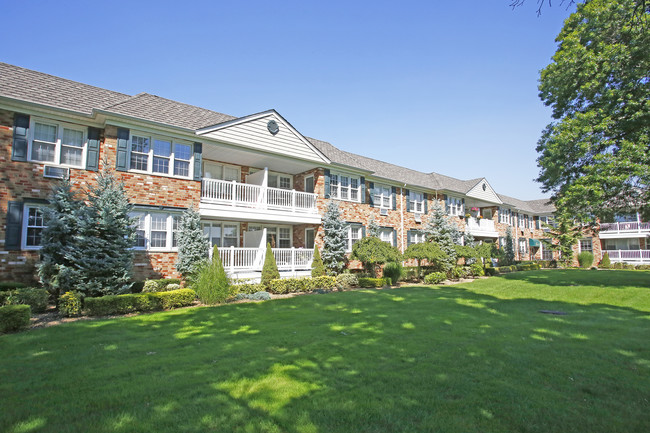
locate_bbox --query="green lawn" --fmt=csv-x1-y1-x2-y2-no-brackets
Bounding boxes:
1,269,649,433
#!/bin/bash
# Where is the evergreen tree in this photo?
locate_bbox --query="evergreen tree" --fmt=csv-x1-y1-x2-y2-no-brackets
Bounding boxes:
70,168,136,297
544,213,582,267
423,202,461,272
38,179,85,299
463,231,477,265
367,217,380,238
311,245,326,277
176,206,210,278
503,227,516,265
321,201,348,275
261,242,280,288
193,245,232,304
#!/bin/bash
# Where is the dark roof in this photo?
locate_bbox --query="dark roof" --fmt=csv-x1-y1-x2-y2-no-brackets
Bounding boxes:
498,194,555,213
0,62,129,115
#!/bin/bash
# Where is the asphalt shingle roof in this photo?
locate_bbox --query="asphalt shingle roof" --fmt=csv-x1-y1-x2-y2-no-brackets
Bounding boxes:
0,62,553,212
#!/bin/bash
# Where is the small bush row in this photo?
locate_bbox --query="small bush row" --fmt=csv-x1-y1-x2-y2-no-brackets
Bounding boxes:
234,291,272,301
142,278,182,293
484,263,542,275
424,272,446,284
0,281,28,292
0,304,31,333
358,277,391,288
336,273,359,289
85,289,196,316
232,282,267,294
0,288,49,313
267,276,337,294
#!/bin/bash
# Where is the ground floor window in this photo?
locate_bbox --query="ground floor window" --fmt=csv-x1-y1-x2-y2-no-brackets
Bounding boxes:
246,224,293,248
579,239,593,253
518,238,528,255
305,228,315,249
603,238,640,250
133,212,182,251
23,205,46,248
542,244,553,260
408,230,426,246
202,221,239,248
379,227,393,245
346,225,363,252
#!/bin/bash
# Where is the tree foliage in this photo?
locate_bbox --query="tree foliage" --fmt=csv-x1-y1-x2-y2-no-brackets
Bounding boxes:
311,245,326,277
261,243,280,288
543,214,583,266
351,237,402,277
536,0,650,222
423,202,461,271
503,228,516,265
403,242,446,273
176,207,210,278
193,246,232,304
321,202,348,275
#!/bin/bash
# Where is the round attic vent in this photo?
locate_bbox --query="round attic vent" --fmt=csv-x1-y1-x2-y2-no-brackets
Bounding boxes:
267,120,279,135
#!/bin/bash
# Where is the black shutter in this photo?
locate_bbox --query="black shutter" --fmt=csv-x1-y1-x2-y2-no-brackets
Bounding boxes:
360,176,366,203
193,142,203,181
443,194,448,213
323,169,331,198
115,128,130,171
368,182,375,207
12,114,30,162
361,225,366,238
461,198,465,215
391,186,397,211
392,229,397,248
5,201,23,250
424,193,428,214
405,189,410,212
86,127,101,171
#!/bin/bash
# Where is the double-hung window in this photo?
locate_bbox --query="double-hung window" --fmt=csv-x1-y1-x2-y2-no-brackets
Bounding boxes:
330,173,361,202
499,208,512,225
579,239,593,253
408,230,426,245
379,227,393,245
23,205,46,249
519,238,528,255
374,185,391,209
346,225,363,252
132,212,182,250
129,132,192,178
447,196,464,216
410,192,425,213
30,119,86,167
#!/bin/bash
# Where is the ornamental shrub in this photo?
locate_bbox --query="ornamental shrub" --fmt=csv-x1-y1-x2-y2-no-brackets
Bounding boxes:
142,279,182,293
424,272,446,284
84,289,196,316
358,277,388,288
311,276,337,290
235,291,272,301
0,305,31,333
336,273,359,289
469,263,484,277
232,282,266,295
600,253,611,268
578,251,594,268
156,289,196,309
261,243,280,288
0,282,27,292
448,266,465,280
175,206,210,278
58,291,83,317
351,237,402,277
193,246,232,304
383,262,403,285
4,288,49,314
311,245,326,277
321,202,348,275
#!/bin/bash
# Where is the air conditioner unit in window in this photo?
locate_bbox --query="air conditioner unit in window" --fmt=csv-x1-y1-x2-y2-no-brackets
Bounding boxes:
44,166,69,179
380,208,388,216
414,213,422,223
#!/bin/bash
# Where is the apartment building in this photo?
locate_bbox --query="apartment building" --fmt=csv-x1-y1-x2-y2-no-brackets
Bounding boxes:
1,62,625,283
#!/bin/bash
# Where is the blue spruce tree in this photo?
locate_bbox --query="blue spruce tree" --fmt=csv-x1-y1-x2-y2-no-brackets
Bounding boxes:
321,201,348,275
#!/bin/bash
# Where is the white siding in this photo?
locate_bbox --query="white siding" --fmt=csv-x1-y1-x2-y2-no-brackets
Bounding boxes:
466,179,502,204
199,114,325,163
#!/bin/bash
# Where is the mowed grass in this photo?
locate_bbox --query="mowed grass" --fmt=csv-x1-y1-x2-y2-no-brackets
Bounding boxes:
1,270,649,433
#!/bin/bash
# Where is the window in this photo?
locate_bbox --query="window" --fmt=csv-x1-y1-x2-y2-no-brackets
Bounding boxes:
305,228,315,249
23,205,46,249
499,208,513,225
30,119,86,167
278,228,291,248
410,192,425,213
579,239,593,253
447,196,464,216
346,225,363,251
132,212,182,250
379,227,393,245
374,185,391,209
203,221,240,248
519,238,528,255
330,172,362,202
542,244,553,260
304,176,315,194
268,173,292,189
129,132,192,177
408,230,426,245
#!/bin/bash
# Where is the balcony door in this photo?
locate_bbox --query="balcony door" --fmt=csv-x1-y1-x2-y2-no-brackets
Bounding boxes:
204,161,239,181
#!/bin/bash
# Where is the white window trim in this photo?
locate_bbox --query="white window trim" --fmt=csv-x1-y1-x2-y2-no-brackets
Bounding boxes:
579,239,593,253
205,161,241,181
409,230,426,245
128,131,194,179
268,172,293,190
203,221,241,249
28,117,87,168
305,228,315,249
330,172,362,203
262,224,293,248
379,227,393,245
410,191,425,214
304,175,315,193
22,204,47,250
447,196,464,217
346,225,363,252
132,212,182,252
374,184,392,209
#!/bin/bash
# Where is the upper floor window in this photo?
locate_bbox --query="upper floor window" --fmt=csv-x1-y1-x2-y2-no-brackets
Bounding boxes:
331,173,361,202
129,132,192,178
268,173,292,190
447,196,464,216
205,161,239,181
499,208,513,225
374,184,391,209
30,119,86,167
410,191,425,213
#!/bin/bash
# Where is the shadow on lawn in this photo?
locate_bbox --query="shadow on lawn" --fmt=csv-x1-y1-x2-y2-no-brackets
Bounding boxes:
500,269,650,289
2,286,649,433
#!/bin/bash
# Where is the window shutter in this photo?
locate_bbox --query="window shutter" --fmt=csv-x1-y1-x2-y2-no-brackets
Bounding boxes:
392,229,397,248
115,128,130,171
407,229,414,247
443,194,448,213
323,169,331,198
391,186,397,211
424,193,428,214
5,201,23,250
360,176,366,203
86,127,101,171
368,181,375,207
405,189,410,212
12,114,29,162
461,198,465,214
193,142,203,181
361,225,366,238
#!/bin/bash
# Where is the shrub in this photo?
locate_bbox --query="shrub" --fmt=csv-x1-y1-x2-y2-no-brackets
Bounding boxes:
156,289,196,309
268,278,302,294
142,279,182,293
193,246,232,305
232,282,266,295
235,291,272,301
636,264,650,270
358,277,388,288
0,305,31,333
485,267,498,276
401,266,421,282
351,237,402,276
261,243,280,288
0,282,27,292
600,253,611,268
311,245,326,277
383,262,403,285
4,288,49,314
311,276,337,290
449,266,465,280
85,289,196,316
469,263,484,277
424,272,446,284
58,291,83,317
578,251,594,268
336,273,359,289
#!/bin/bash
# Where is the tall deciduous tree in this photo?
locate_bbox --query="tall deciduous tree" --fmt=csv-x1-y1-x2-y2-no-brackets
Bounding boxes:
536,0,650,222
321,202,348,275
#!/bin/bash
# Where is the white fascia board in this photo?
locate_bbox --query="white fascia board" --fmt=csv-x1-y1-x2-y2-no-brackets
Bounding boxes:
0,97,102,126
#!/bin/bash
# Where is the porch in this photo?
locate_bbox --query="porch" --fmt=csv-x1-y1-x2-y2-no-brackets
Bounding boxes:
216,246,314,280
602,249,650,264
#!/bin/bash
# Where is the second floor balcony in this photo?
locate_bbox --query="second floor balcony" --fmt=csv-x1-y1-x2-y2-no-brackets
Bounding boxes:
466,217,499,238
599,221,650,238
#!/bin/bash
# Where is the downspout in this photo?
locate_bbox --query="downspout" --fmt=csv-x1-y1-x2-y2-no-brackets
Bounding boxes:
400,185,406,253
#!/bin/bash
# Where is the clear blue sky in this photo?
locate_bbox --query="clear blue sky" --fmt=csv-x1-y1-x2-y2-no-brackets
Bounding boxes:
2,0,576,200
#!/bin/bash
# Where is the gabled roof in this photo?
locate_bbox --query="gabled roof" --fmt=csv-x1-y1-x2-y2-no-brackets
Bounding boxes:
499,194,555,213
0,62,129,115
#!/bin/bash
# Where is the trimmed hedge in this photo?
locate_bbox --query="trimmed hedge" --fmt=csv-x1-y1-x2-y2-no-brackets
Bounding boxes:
0,304,31,333
85,289,196,316
232,283,266,295
142,279,182,293
268,276,337,294
485,263,542,276
0,282,28,292
336,273,359,289
1,288,49,313
358,277,391,288
424,272,446,284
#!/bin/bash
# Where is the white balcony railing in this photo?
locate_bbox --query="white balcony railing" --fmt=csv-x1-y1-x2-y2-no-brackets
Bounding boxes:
201,178,318,214
466,217,497,233
602,249,650,264
599,222,650,234
217,246,314,273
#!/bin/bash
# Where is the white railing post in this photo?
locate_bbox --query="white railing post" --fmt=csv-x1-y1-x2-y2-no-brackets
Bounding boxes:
230,246,235,274
231,180,236,207
291,247,296,273
292,190,296,212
